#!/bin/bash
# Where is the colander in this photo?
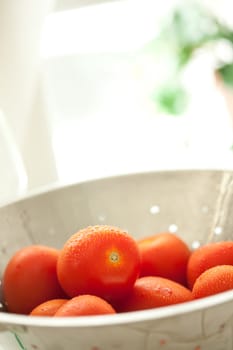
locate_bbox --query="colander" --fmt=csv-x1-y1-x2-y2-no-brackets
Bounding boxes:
0,169,233,350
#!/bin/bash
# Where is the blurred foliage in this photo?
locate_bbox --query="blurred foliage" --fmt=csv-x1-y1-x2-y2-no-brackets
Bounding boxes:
218,64,233,88
147,1,233,115
152,82,188,116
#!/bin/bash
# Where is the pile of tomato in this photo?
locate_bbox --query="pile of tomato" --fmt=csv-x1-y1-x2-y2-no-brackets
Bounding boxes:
2,225,233,317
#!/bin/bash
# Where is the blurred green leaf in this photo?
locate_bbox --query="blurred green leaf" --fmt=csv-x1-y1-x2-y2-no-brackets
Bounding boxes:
177,45,196,67
152,83,189,116
218,63,233,88
143,1,233,115
159,3,221,48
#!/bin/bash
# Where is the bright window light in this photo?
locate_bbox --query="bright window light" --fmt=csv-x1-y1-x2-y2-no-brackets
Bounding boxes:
39,0,233,183
40,0,176,57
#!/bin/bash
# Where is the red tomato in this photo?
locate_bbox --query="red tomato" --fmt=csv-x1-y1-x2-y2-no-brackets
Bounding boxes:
192,265,233,299
30,299,68,316
187,241,233,289
3,245,66,314
137,232,190,286
54,294,116,316
118,276,193,312
57,225,141,302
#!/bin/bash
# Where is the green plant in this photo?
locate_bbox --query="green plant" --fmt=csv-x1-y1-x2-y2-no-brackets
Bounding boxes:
147,2,233,115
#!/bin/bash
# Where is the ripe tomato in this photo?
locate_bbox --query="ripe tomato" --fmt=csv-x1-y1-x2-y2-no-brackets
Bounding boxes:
118,276,193,312
3,245,66,314
54,294,116,316
30,299,68,316
57,225,141,302
187,241,233,289
137,232,190,286
192,265,233,299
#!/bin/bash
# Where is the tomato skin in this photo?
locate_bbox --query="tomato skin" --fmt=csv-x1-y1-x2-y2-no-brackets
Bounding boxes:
3,245,66,314
192,265,233,299
187,241,233,289
118,276,193,312
57,225,141,302
54,294,116,316
137,233,190,286
30,299,68,316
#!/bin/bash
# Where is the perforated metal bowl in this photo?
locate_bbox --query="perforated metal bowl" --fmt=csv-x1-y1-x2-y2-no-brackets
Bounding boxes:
1,170,233,350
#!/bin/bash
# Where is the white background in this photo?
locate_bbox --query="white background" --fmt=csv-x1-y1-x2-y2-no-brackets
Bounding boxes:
1,0,233,203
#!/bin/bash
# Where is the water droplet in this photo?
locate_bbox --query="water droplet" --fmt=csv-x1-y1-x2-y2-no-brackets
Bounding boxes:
168,224,178,233
153,285,161,293
202,206,209,213
162,287,172,296
214,226,222,235
98,215,106,222
150,205,160,215
192,240,201,250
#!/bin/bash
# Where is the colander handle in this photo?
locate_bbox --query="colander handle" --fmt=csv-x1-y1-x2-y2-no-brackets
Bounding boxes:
0,110,28,200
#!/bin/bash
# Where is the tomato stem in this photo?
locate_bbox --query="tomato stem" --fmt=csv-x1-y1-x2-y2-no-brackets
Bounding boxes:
109,252,119,263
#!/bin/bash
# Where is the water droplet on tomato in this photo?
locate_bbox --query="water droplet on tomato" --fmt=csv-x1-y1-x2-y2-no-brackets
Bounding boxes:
153,285,172,296
162,287,172,296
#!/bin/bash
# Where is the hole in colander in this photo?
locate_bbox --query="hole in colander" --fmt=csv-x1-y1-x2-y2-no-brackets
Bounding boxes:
98,215,106,222
201,205,209,213
192,240,201,250
150,205,160,215
214,226,223,235
168,224,178,233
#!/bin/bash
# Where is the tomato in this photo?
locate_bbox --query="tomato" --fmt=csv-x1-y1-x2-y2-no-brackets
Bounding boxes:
118,276,193,312
192,265,233,299
54,294,116,316
30,299,68,316
187,241,233,289
57,225,141,302
137,232,190,286
3,245,66,314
